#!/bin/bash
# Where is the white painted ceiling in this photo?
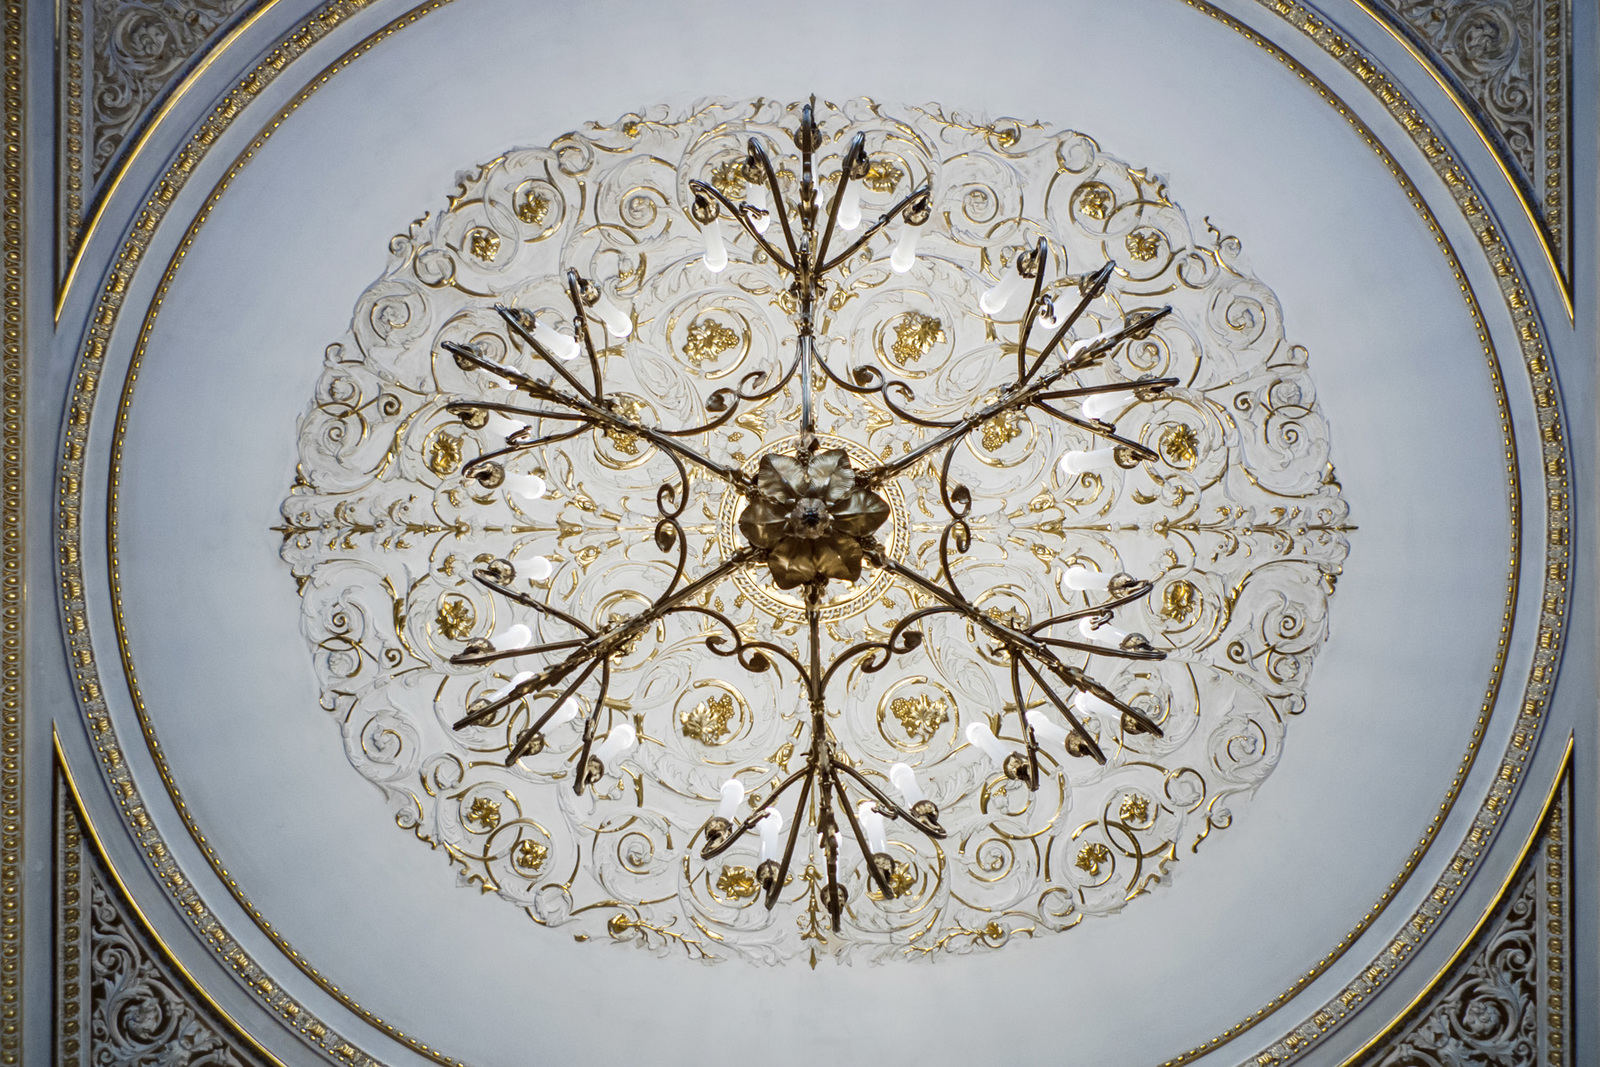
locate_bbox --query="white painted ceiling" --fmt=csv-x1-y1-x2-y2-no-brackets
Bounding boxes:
66,0,1562,1064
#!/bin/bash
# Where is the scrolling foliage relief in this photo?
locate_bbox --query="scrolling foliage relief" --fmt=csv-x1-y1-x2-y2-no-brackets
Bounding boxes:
277,98,1349,964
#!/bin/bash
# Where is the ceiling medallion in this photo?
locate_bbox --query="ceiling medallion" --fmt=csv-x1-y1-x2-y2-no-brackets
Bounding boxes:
279,97,1350,964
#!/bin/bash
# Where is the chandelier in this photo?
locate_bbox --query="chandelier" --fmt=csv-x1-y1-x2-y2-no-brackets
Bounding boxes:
442,98,1175,932
280,97,1348,962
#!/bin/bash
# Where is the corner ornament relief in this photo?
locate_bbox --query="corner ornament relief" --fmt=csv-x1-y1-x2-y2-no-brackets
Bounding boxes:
278,99,1349,964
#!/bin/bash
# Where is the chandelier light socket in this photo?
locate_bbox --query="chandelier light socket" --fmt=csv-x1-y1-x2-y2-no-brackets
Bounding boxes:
702,816,734,854
870,852,898,897
756,859,781,891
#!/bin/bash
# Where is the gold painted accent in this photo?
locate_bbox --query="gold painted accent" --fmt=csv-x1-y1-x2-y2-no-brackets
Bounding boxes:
890,694,948,743
1119,794,1152,825
980,408,1023,451
1159,581,1198,624
1074,842,1111,875
464,797,501,831
1160,423,1199,467
709,159,747,199
434,595,475,640
890,312,944,363
682,318,740,366
514,839,548,874
467,228,500,262
861,158,904,194
716,865,760,900
680,693,735,745
516,190,550,225
1125,230,1162,261
426,429,463,475
601,396,643,455
1076,182,1114,220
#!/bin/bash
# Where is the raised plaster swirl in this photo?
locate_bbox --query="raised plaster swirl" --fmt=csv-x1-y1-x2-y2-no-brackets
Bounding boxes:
278,98,1349,963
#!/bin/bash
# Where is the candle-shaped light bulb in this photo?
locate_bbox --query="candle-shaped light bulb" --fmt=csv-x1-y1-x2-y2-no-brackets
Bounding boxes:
1064,565,1113,592
889,762,926,805
716,779,745,821
523,555,553,582
890,224,921,274
590,291,632,339
489,622,532,652
1081,390,1123,423
1066,325,1121,362
837,182,863,231
546,698,580,728
756,810,784,863
857,801,889,854
531,318,581,361
487,670,534,702
743,182,771,234
1079,617,1128,643
702,218,728,273
1074,689,1118,717
484,410,527,439
594,723,636,766
1060,447,1120,475
980,269,1029,316
1027,714,1069,750
504,472,546,500
965,722,1011,764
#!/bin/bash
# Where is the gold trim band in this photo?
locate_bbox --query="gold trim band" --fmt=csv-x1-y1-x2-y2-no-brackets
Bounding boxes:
2,0,23,1061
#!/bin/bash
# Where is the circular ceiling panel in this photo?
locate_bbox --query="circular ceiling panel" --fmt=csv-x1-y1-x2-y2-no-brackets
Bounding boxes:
277,98,1350,963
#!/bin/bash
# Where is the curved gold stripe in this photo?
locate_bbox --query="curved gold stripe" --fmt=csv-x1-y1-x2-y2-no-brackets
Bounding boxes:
54,729,290,1067
52,0,284,323
1346,0,1574,323
1338,733,1573,1065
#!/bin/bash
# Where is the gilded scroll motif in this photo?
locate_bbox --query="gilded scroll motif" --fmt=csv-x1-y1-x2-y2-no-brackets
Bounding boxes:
278,98,1350,963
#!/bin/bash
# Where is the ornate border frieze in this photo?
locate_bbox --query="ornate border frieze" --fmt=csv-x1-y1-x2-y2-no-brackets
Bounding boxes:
54,0,256,281
1353,743,1572,1066
55,752,271,1067
1363,0,1571,286
1,0,21,1061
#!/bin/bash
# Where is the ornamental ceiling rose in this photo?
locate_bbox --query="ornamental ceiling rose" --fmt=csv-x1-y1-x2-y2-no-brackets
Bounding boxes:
279,97,1350,965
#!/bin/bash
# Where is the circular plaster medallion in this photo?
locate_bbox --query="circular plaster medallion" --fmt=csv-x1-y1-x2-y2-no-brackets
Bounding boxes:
278,98,1349,964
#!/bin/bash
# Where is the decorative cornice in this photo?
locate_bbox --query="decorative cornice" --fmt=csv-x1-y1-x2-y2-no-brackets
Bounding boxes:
55,750,273,1067
1362,0,1571,291
1350,741,1572,1066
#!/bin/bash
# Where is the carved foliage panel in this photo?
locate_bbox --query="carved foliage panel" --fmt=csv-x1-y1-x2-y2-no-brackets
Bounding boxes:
278,98,1349,963
1360,766,1571,1067
1371,0,1570,273
55,768,268,1067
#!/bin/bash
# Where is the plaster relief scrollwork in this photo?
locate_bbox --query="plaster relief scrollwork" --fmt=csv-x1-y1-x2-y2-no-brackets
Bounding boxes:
279,98,1350,964
90,0,253,182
